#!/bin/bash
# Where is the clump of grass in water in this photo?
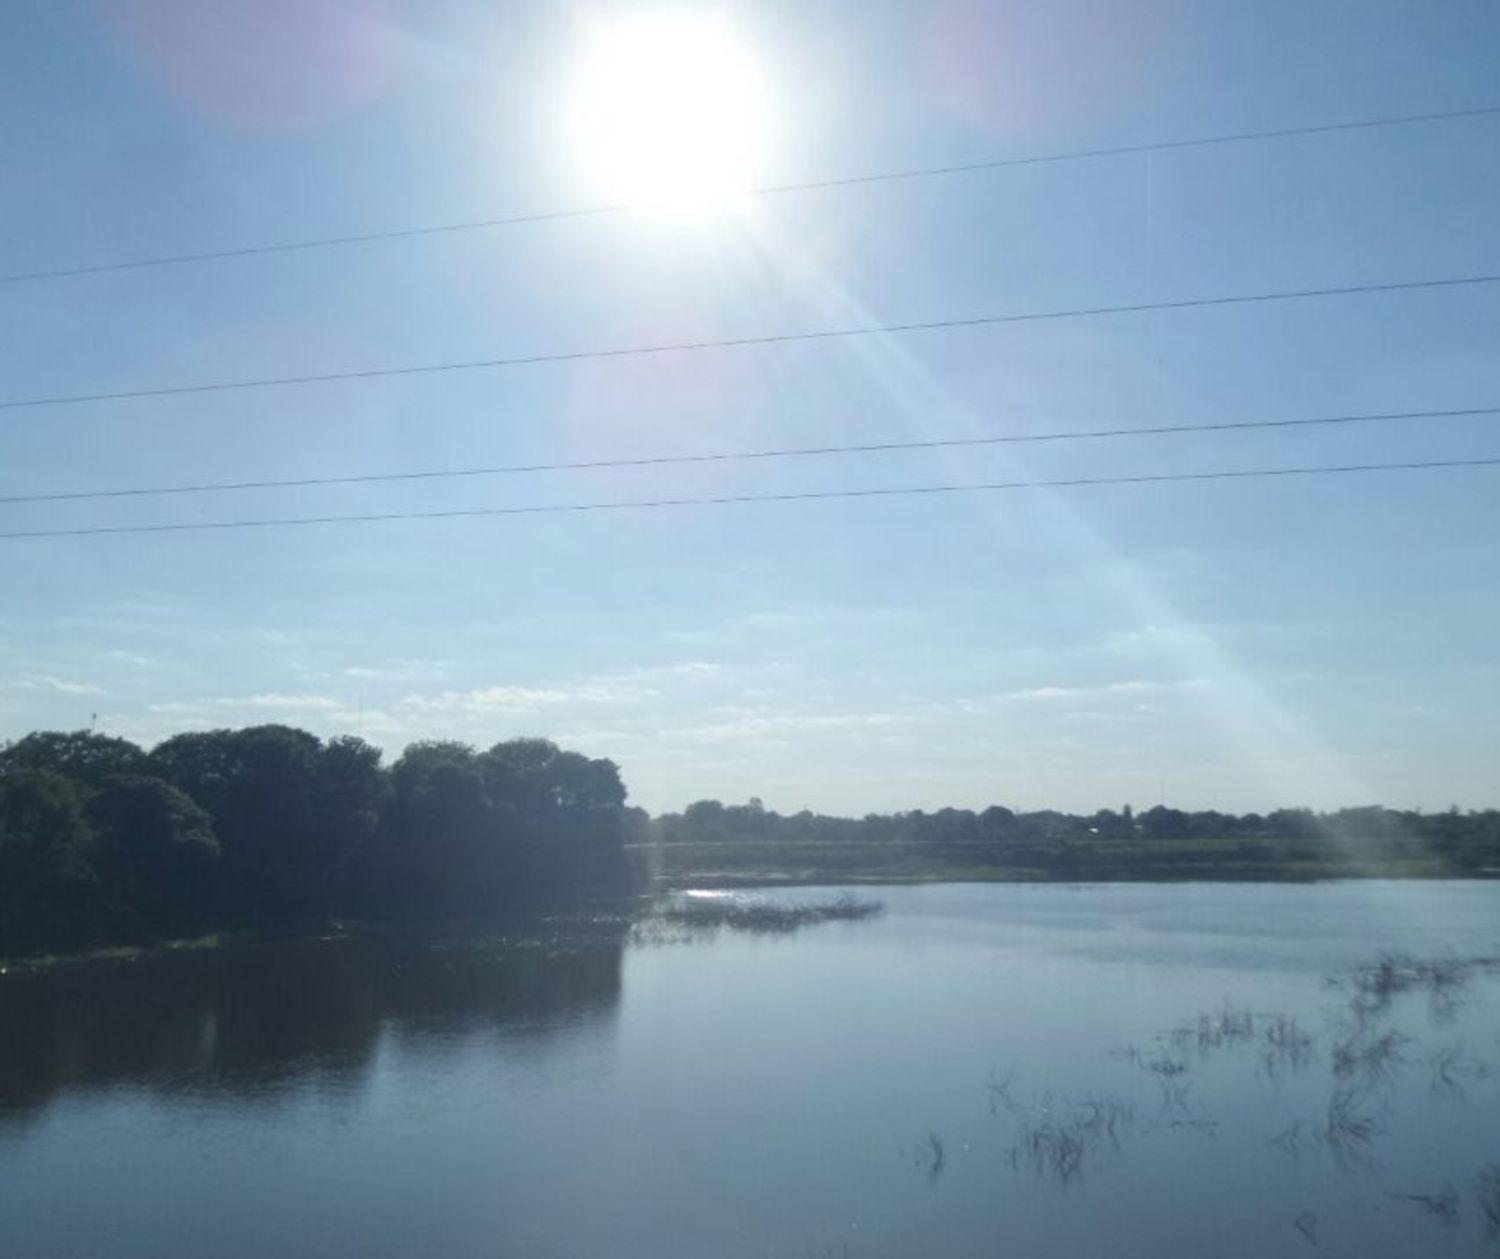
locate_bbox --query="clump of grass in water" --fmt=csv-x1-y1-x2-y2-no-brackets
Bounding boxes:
1322,1084,1379,1168
924,1133,945,1184
1009,1119,1087,1184
1338,952,1500,1022
1426,1043,1491,1099
1270,1120,1311,1159
987,1067,1020,1117
1388,1184,1461,1228
1330,1028,1408,1088
1073,1096,1135,1144
1478,1165,1500,1239
1001,1088,1136,1185
1145,1055,1189,1078
656,892,883,935
1261,1014,1316,1074
1168,1005,1257,1056
1131,1053,1194,1115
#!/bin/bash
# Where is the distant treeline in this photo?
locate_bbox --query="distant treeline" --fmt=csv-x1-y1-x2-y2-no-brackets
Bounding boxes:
647,798,1500,883
6,727,1500,955
0,728,633,957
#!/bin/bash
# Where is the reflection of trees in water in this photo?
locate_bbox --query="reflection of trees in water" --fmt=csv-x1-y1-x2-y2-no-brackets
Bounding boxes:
0,918,627,1123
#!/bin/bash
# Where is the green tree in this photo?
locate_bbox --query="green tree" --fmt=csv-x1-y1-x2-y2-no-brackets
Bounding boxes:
385,741,500,912
0,769,101,953
87,774,219,935
316,735,389,912
0,730,148,785
150,725,325,918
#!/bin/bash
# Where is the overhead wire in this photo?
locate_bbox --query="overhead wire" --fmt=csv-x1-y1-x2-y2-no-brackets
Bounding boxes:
3,103,1497,285
2,456,1495,541
2,404,1495,507
4,272,1499,413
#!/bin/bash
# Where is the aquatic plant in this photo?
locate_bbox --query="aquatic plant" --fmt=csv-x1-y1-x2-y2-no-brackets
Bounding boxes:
1002,1092,1137,1184
1388,1185,1460,1227
1168,1005,1256,1055
1009,1119,1087,1184
1322,1084,1379,1167
1478,1165,1500,1238
1425,1044,1490,1098
1260,1014,1316,1075
925,1134,946,1184
1338,953,1500,1023
653,892,884,935
1270,1120,1311,1159
1330,1029,1408,1087
987,1067,1020,1117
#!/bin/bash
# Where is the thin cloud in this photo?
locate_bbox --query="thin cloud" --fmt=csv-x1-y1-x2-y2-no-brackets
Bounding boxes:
106,650,160,668
1003,678,1210,702
148,692,342,714
341,657,454,682
399,683,645,715
16,675,108,696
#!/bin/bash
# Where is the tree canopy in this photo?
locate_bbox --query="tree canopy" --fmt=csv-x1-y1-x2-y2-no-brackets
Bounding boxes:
0,727,632,956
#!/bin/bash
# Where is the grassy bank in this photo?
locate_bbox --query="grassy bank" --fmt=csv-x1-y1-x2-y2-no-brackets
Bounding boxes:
629,837,1482,889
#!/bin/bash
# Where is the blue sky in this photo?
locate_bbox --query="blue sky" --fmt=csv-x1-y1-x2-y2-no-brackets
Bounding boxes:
2,0,1498,815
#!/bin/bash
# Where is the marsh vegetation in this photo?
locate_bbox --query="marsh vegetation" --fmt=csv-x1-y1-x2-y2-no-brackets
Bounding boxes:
968,949,1500,1251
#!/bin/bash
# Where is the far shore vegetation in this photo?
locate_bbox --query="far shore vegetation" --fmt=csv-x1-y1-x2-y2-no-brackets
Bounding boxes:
641,795,1500,889
2,726,1497,959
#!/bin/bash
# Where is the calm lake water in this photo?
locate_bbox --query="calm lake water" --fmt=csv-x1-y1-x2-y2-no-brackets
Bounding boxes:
3,881,1499,1258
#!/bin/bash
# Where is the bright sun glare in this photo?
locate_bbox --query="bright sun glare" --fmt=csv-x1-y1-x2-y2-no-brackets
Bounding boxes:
565,10,773,215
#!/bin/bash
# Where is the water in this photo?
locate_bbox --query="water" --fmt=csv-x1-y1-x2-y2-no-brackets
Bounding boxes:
2,882,1499,1258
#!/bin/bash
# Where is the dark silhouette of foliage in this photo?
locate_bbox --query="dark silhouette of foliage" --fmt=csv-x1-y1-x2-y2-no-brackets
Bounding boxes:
87,775,218,938
1,730,149,785
649,796,1500,883
0,769,102,954
0,726,634,957
3,725,1498,957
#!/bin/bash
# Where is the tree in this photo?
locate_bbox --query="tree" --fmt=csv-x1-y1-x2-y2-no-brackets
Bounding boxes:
479,739,629,895
979,805,1017,843
150,725,325,918
683,799,728,841
87,774,218,935
316,735,388,912
0,730,148,785
385,741,500,912
1139,805,1189,842
0,769,101,953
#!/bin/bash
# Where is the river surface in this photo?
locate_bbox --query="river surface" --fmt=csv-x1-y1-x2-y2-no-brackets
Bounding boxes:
2,881,1499,1258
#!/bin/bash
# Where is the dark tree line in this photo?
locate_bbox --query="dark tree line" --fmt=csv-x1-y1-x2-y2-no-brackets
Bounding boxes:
0,727,632,957
654,798,1500,874
6,727,1498,956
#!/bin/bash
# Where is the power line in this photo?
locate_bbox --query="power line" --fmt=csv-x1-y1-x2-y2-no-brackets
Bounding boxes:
3,405,1494,508
2,456,1494,541
4,272,1499,413
3,103,1497,286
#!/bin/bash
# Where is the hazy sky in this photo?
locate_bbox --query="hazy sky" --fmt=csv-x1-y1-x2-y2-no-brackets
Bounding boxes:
2,0,1497,816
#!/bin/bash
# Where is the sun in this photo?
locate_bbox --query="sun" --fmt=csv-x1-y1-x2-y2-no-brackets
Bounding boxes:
564,10,773,215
